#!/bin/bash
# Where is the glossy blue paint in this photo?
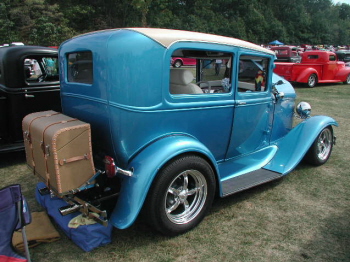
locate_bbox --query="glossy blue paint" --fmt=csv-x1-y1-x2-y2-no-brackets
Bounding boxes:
219,145,278,183
270,74,296,142
264,115,338,174
58,28,338,230
109,134,217,229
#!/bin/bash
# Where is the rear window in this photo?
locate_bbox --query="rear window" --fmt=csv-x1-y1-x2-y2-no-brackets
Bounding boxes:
274,49,288,55
25,56,59,84
329,55,336,61
67,51,93,84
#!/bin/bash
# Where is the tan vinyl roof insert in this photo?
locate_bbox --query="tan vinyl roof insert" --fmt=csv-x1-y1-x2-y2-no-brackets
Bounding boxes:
126,28,274,55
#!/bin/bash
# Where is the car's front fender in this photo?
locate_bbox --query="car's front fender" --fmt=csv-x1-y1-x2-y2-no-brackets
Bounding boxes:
109,134,217,229
264,115,338,174
335,67,350,80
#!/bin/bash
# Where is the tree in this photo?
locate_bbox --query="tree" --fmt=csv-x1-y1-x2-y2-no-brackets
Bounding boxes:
5,0,73,45
1,0,350,47
0,1,16,44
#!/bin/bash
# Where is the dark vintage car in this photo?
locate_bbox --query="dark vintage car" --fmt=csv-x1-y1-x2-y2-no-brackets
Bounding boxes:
335,50,350,63
0,45,61,153
271,46,302,63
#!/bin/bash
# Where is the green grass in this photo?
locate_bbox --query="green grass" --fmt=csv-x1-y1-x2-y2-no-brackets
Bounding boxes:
1,83,350,262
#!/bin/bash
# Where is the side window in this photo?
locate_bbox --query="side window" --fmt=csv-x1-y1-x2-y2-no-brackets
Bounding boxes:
238,55,269,92
329,55,336,61
169,49,233,95
24,56,59,83
67,51,93,84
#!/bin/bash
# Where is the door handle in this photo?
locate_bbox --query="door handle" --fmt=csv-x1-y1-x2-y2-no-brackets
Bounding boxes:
25,94,35,98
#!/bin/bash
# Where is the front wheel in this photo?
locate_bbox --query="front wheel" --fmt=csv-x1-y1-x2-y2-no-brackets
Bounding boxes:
173,60,183,68
143,155,216,236
344,74,350,84
304,126,334,166
307,74,317,88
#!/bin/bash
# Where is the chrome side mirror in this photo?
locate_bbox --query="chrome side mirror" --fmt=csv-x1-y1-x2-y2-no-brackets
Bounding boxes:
296,102,312,119
272,80,284,100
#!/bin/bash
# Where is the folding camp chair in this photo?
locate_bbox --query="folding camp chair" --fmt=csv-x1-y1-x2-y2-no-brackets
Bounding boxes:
0,184,31,262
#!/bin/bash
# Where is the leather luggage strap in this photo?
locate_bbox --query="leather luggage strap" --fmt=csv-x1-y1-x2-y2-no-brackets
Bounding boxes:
59,154,91,166
25,112,61,145
41,118,78,179
24,112,60,171
41,119,78,156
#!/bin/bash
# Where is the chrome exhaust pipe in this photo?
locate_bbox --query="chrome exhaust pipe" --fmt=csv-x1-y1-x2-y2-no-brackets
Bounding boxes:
59,204,81,216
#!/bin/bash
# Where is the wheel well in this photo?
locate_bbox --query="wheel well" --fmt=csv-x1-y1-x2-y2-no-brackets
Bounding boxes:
307,73,318,82
158,152,220,197
174,59,182,65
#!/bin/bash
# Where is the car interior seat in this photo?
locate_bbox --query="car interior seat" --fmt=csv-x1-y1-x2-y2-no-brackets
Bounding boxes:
0,184,32,262
170,69,203,94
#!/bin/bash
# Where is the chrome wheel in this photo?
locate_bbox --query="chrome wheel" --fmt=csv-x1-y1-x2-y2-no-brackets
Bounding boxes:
144,155,215,236
307,74,317,88
345,74,350,84
165,170,207,225
173,60,182,68
305,126,334,166
316,128,333,161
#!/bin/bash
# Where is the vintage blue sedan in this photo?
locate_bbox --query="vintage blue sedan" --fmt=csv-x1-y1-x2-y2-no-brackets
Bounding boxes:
56,28,337,236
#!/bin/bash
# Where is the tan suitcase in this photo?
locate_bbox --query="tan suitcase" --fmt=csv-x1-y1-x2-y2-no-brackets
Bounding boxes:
23,110,95,196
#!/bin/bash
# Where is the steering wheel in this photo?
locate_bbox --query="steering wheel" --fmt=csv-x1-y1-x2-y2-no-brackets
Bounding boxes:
196,81,211,93
38,74,47,82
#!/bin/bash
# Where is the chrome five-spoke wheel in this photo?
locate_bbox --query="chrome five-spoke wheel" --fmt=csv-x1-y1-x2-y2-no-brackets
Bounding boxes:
316,128,333,161
144,155,215,236
165,170,207,225
305,126,334,165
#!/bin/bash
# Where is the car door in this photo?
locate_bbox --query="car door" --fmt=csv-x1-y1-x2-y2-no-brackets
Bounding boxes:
12,56,61,143
323,54,337,80
226,54,274,160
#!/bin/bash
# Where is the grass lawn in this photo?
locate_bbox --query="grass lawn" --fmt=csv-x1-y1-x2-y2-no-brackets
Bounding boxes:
1,83,349,262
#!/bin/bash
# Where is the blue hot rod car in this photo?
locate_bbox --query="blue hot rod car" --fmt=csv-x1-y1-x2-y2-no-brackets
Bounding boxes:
50,28,337,236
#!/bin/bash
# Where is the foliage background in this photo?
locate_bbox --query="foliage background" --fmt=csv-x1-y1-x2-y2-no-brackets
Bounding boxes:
1,0,350,47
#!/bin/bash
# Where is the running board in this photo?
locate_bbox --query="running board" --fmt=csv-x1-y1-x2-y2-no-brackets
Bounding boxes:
221,169,282,197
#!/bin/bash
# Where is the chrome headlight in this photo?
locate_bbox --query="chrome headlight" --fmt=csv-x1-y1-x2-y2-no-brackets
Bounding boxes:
296,102,311,119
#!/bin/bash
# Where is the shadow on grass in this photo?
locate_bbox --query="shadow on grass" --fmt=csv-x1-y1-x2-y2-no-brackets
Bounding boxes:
292,82,345,89
297,208,350,261
0,151,26,168
210,176,285,215
106,177,286,247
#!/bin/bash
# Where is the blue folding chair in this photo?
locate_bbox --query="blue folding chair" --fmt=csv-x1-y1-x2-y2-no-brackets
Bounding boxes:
0,184,31,262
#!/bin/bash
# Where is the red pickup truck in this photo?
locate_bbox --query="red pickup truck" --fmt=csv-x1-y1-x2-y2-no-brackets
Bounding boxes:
274,50,350,87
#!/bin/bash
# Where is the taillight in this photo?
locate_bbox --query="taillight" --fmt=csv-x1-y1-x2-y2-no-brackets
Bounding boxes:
104,156,116,178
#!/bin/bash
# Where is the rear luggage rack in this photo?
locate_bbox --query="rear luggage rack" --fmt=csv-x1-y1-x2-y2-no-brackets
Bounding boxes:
59,195,109,226
39,170,120,227
39,185,119,227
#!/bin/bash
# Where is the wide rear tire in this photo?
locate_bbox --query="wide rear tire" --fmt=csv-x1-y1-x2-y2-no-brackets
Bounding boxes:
143,155,216,236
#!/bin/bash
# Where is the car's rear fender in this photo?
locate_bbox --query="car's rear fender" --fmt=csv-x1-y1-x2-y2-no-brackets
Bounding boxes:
264,115,338,174
109,134,218,229
295,67,318,83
